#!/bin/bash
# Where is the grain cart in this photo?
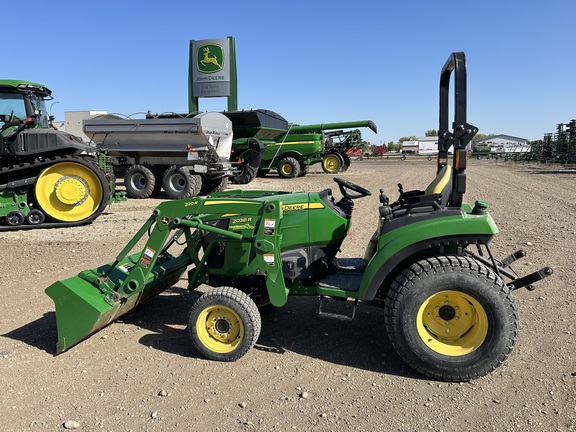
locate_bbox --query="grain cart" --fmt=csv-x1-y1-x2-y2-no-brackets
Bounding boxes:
227,110,377,179
83,112,265,199
45,53,552,381
0,80,115,230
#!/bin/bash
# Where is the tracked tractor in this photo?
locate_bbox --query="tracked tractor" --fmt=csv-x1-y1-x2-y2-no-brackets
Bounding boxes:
44,53,552,382
0,80,115,229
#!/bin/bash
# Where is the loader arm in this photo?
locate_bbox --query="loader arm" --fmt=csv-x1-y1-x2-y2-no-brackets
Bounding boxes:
46,195,288,354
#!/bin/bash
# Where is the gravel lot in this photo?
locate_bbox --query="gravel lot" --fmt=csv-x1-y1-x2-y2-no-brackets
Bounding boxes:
1,158,574,431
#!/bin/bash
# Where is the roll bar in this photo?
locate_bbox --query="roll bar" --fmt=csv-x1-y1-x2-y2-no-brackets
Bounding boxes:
437,52,478,207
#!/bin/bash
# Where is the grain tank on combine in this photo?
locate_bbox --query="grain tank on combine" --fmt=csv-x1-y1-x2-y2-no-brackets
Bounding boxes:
44,52,552,382
0,80,114,230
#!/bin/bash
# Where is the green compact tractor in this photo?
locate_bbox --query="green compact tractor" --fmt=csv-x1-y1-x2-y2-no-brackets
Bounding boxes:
45,53,551,381
0,80,118,230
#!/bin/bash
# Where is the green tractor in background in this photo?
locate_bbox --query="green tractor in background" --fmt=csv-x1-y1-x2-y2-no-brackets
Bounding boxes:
227,109,376,182
44,52,551,382
0,80,119,230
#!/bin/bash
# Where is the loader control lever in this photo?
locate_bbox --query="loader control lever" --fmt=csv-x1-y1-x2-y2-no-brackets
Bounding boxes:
334,177,372,200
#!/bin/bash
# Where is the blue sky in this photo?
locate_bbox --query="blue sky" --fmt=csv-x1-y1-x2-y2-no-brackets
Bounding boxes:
7,0,575,143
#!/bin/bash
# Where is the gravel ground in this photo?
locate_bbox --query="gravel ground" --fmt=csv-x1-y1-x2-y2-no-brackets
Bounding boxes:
0,158,574,431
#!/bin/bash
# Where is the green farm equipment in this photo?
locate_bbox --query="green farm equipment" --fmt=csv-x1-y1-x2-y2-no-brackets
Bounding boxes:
0,80,118,230
471,143,493,159
227,110,377,180
45,53,552,381
539,120,576,163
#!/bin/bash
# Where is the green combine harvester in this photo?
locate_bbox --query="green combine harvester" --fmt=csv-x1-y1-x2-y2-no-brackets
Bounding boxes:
227,110,377,181
45,53,551,382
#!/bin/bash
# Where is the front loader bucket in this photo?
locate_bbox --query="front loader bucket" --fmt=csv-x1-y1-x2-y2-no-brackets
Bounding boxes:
45,253,188,354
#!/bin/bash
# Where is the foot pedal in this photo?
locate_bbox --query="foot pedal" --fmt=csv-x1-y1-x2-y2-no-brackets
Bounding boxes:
317,296,358,320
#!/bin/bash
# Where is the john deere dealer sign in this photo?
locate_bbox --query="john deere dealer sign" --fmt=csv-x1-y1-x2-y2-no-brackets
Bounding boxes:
191,38,230,98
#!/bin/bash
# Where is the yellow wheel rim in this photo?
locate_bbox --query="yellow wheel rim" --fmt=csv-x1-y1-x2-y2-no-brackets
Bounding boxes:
281,163,293,175
323,156,340,172
196,305,244,353
35,162,104,222
417,290,488,356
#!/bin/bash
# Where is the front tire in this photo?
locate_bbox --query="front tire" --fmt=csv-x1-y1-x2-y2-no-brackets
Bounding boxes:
277,157,301,178
188,287,261,362
384,255,518,382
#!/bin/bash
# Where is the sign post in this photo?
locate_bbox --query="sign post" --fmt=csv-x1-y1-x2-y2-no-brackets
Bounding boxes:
188,36,237,112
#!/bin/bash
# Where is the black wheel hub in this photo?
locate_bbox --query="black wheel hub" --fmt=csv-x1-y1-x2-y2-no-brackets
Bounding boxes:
439,305,456,321
215,319,230,334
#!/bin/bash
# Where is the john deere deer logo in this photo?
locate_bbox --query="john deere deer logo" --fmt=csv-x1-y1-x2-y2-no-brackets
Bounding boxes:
197,44,224,73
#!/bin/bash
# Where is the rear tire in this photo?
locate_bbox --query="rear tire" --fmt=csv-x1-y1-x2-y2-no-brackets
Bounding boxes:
162,166,201,199
124,165,158,199
277,157,301,178
384,255,518,382
188,286,261,362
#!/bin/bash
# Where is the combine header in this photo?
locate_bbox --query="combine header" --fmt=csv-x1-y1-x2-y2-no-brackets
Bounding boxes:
45,53,552,382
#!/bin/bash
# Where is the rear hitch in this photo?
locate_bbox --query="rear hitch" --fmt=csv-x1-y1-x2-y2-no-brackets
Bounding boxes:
468,247,553,291
500,249,526,268
509,267,553,291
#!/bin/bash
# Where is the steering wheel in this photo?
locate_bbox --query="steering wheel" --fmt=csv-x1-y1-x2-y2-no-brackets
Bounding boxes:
1,111,18,133
334,177,372,200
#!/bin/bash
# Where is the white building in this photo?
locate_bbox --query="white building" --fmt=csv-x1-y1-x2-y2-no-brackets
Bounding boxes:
54,110,107,142
417,136,439,155
474,135,529,153
401,136,453,155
